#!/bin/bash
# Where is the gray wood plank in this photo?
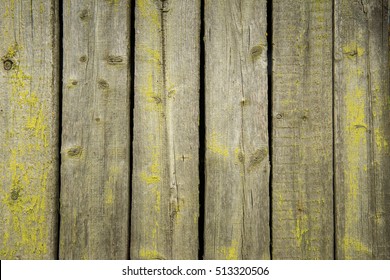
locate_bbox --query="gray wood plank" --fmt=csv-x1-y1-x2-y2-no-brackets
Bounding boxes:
334,0,390,259
60,0,131,259
131,0,200,260
204,0,270,260
272,0,333,259
0,0,59,259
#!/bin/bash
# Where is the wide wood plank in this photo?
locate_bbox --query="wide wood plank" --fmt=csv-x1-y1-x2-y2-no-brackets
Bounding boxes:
131,0,200,259
0,0,59,259
60,0,131,259
204,0,270,260
272,0,333,259
334,0,390,259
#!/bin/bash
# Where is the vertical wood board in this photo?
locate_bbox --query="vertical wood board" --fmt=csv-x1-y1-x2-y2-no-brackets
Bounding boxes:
60,0,131,259
272,0,334,259
334,0,390,259
204,0,270,260
0,0,60,259
131,0,200,260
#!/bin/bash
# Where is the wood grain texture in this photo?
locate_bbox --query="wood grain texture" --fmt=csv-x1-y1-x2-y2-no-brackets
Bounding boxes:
272,0,333,259
204,0,270,260
334,0,390,259
131,0,200,260
60,0,131,259
0,0,59,259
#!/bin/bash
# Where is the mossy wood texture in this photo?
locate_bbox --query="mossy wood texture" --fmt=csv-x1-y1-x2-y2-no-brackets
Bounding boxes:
1,0,390,260
131,0,200,259
204,0,270,260
272,0,334,259
334,0,390,259
0,0,60,259
60,0,131,259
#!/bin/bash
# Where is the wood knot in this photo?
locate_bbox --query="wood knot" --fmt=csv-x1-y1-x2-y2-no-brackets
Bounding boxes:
80,9,89,20
250,45,264,60
67,146,82,157
248,148,268,169
3,59,13,70
98,79,109,89
106,55,124,65
276,113,283,119
11,189,19,200
79,55,87,62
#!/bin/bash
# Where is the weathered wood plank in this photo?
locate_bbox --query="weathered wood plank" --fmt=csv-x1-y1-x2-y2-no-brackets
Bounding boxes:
272,0,333,259
0,0,59,259
204,0,270,260
60,0,131,259
131,0,200,259
334,0,390,259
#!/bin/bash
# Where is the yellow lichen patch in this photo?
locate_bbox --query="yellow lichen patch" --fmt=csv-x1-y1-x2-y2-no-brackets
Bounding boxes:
0,60,51,259
1,160,50,258
151,186,161,213
105,0,120,5
343,42,365,58
143,46,161,64
374,128,389,153
234,147,244,164
137,0,160,27
141,74,163,112
343,237,371,259
219,240,239,260
140,145,161,184
208,132,229,158
104,187,113,205
294,214,309,246
4,43,19,59
39,1,45,14
344,86,367,198
139,248,165,260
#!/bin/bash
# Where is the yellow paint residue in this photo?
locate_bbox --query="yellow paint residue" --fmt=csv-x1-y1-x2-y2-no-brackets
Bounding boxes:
208,132,229,158
219,240,239,260
344,86,367,198
141,145,161,184
139,248,164,260
151,187,161,213
294,214,309,246
0,60,51,258
104,187,113,205
137,0,160,27
374,128,389,153
343,42,365,57
106,0,120,5
343,237,371,258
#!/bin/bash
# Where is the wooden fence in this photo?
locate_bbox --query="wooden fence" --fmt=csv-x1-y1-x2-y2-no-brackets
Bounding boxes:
0,0,389,260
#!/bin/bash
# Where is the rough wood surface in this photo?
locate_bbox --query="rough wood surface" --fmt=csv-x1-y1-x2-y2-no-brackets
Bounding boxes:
131,0,200,260
334,0,390,259
0,0,59,259
272,0,333,259
60,0,131,259
204,0,270,260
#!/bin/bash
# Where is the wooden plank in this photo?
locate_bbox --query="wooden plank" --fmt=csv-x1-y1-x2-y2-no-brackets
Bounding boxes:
272,0,333,259
0,0,59,259
334,0,390,259
131,0,200,259
60,0,131,259
204,0,270,260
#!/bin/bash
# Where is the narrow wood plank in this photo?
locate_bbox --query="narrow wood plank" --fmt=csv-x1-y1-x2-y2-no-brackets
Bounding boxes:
60,0,131,259
272,0,333,259
204,0,270,260
131,0,200,259
334,0,390,259
0,0,59,259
